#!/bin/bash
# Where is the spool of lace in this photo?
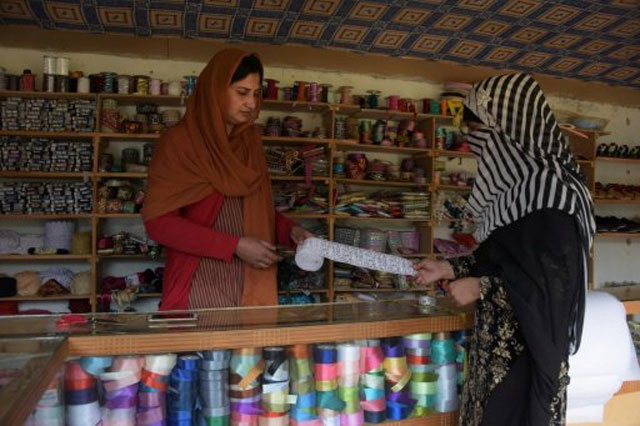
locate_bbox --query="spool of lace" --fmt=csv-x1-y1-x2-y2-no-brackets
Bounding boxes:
25,370,64,426
404,334,436,415
44,220,75,252
382,338,415,421
288,345,319,425
337,343,363,425
199,350,231,426
358,340,386,424
230,348,263,426
137,354,177,425
260,347,291,425
65,361,102,426
313,344,344,426
101,356,144,426
168,354,200,425
432,333,458,413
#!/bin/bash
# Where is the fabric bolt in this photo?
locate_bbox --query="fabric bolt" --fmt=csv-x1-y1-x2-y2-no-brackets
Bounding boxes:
189,197,244,309
40,267,74,290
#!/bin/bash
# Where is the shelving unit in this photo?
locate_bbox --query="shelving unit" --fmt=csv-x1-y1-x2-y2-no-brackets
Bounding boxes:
3,90,633,310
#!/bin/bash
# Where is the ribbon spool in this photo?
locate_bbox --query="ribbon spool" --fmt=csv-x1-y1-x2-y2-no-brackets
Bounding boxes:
101,356,144,426
431,334,459,413
137,354,177,426
260,347,293,423
381,338,415,421
199,350,231,426
337,343,362,425
65,361,101,426
313,344,344,425
403,334,437,415
359,340,386,424
308,82,319,103
231,348,264,426
288,345,320,426
168,355,200,426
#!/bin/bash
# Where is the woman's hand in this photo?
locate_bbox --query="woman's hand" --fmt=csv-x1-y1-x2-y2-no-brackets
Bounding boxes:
414,259,455,284
447,277,481,306
290,226,313,245
235,237,282,269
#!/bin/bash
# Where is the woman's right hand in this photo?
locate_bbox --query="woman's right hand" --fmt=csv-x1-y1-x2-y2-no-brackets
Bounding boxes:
235,237,283,269
414,259,455,284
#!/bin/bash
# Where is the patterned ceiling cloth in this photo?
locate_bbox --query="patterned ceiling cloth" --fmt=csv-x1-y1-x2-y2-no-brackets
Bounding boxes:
1,0,639,89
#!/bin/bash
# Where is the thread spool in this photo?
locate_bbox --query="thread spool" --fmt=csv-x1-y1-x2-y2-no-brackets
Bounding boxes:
265,78,279,100
42,74,56,93
43,56,56,75
387,95,399,111
117,75,131,94
184,75,197,96
89,74,104,93
55,75,69,93
7,74,19,91
367,90,381,109
308,82,319,102
0,67,5,90
168,80,182,96
320,84,332,103
77,77,90,94
20,69,35,92
134,75,149,95
338,86,353,105
55,57,69,76
102,72,116,93
296,81,307,101
150,78,161,96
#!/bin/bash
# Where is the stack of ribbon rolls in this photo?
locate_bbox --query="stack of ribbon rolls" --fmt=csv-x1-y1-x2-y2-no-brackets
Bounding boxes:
382,337,415,421
25,371,64,426
454,331,468,389
230,348,263,425
101,356,144,426
168,354,199,425
198,350,231,426
313,344,344,425
288,345,319,425
404,334,437,415
64,360,102,426
337,343,363,425
261,347,292,425
431,332,459,412
358,339,386,423
137,354,177,425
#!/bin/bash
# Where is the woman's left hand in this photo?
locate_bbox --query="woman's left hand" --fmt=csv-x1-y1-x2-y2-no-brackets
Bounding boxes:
290,226,313,245
447,277,481,306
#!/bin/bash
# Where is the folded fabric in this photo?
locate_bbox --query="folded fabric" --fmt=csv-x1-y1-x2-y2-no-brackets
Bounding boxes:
0,277,17,298
15,271,41,296
44,220,75,251
37,280,70,297
0,230,43,255
40,267,74,291
71,271,91,295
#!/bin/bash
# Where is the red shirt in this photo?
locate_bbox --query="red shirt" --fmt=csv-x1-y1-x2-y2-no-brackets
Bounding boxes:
144,192,295,310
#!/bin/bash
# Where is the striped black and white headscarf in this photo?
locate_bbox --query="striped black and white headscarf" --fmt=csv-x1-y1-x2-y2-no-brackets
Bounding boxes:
464,73,595,348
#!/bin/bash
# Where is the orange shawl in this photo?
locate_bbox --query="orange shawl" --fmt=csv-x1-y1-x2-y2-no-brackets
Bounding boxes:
141,48,277,306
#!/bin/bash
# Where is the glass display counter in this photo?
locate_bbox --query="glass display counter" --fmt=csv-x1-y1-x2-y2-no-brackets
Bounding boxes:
0,300,471,426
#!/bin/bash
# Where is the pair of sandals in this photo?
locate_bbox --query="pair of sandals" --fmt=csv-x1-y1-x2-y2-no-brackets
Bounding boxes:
597,143,640,159
595,182,640,200
596,216,640,233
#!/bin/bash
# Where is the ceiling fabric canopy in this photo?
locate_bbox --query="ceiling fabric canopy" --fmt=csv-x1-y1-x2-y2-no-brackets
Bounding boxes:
0,0,638,89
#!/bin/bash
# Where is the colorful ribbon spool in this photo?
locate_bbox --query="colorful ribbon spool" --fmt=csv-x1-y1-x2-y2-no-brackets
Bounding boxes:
64,361,101,426
199,350,231,426
100,356,144,426
231,348,264,426
313,344,344,425
358,340,386,424
261,347,294,423
337,343,362,425
137,354,177,426
168,355,200,426
432,333,459,413
288,345,320,426
382,338,415,421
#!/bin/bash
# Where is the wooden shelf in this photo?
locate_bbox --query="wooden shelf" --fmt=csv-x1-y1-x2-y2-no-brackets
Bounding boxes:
2,295,90,301
0,130,95,138
334,140,430,155
0,254,91,261
97,133,161,139
95,213,141,218
281,213,329,220
433,149,475,158
136,293,162,298
270,176,329,182
262,136,332,145
278,289,328,294
435,184,472,191
351,108,417,121
262,99,330,113
0,90,95,100
98,254,163,260
597,232,640,238
96,172,148,179
597,156,640,164
335,178,429,188
333,215,430,223
0,171,90,179
98,93,185,106
594,198,640,205
0,213,91,220
334,288,430,292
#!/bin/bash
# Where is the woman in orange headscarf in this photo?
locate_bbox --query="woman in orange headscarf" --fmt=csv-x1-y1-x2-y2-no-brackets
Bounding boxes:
142,49,311,311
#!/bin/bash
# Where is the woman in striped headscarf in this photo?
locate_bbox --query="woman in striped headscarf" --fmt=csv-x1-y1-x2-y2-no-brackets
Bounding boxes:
415,73,595,425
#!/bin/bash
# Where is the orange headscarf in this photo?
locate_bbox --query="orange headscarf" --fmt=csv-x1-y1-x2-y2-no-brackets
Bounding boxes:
142,48,277,306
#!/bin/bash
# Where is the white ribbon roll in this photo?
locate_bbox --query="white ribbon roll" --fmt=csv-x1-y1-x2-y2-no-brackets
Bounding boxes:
144,354,177,375
66,401,101,426
295,238,416,276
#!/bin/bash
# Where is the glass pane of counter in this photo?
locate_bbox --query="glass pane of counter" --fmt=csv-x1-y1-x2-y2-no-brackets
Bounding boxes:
0,300,468,339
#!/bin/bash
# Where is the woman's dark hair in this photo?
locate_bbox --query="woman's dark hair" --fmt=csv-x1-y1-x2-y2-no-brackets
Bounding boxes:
463,105,482,124
231,55,263,84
